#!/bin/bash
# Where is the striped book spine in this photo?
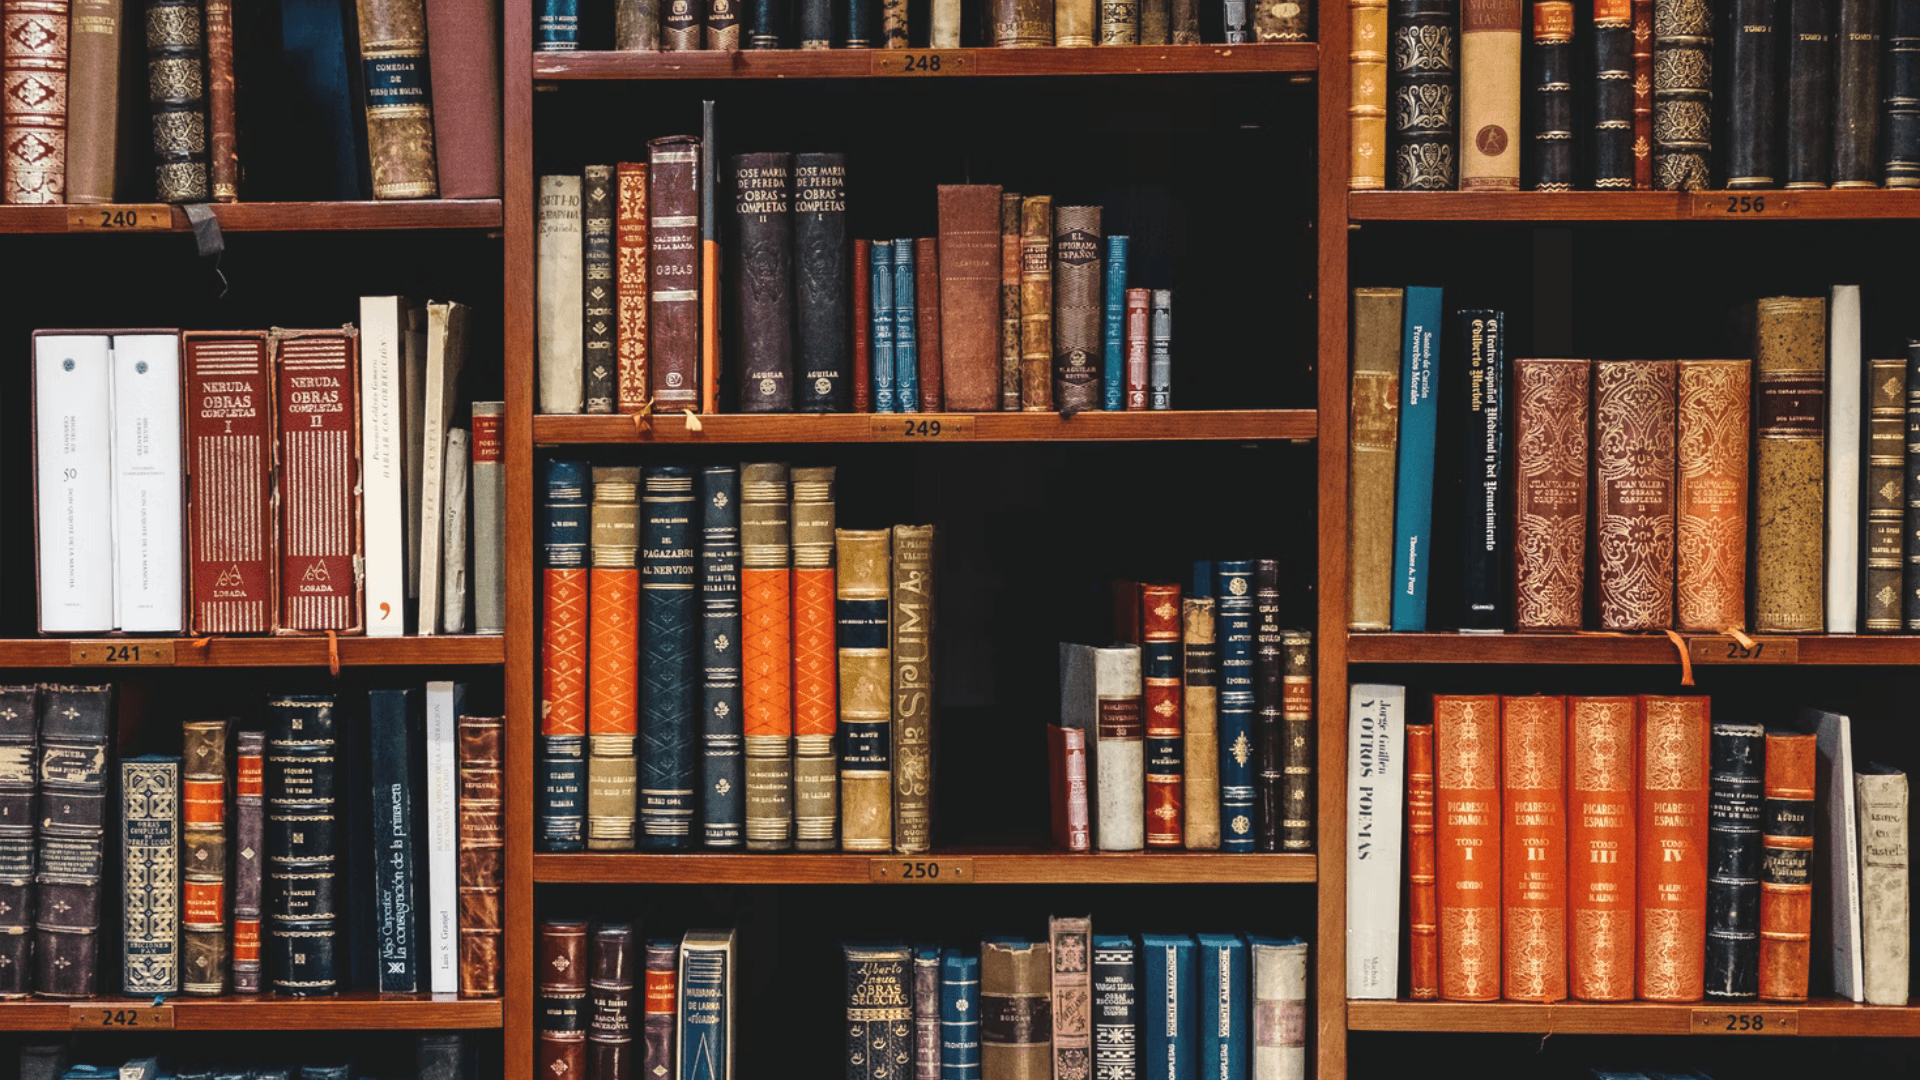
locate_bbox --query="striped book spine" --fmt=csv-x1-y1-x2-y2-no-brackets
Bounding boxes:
587,467,640,851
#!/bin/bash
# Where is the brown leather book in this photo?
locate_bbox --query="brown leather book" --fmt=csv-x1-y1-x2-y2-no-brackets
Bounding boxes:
1759,729,1815,1001
1435,694,1501,1000
1349,0,1389,189
915,237,944,412
1593,359,1676,631
272,328,363,633
1567,695,1637,1001
1675,359,1751,632
181,719,230,996
1750,297,1827,633
1513,358,1590,631
837,529,892,852
64,0,118,203
1125,288,1150,410
1501,695,1569,1001
538,920,589,1080
1142,582,1184,849
4,0,69,203
206,0,237,199
1052,205,1103,414
425,0,505,198
185,332,278,634
1057,0,1093,42
1140,0,1167,41
617,162,651,413
1019,196,1054,411
1637,694,1710,1002
457,715,505,997
617,0,662,47
1182,592,1220,849
854,239,872,412
892,524,936,853
648,136,703,412
588,922,636,1080
1000,192,1024,410
1348,288,1404,630
1459,0,1523,189
981,939,1052,1079
1047,723,1090,850
231,729,263,993
1631,0,1653,188
936,185,1003,412
995,0,1054,43
1406,722,1438,999
356,0,440,198
1865,358,1907,630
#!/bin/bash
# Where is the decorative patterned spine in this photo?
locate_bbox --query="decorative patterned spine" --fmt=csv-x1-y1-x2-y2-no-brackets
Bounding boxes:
587,467,640,852
1867,358,1908,631
1125,289,1151,410
846,943,914,1080
272,328,363,633
354,0,438,198
1433,694,1500,1000
1000,194,1024,410
538,921,589,1080
883,0,907,44
1674,360,1751,632
145,0,208,202
1725,0,1778,188
1832,0,1884,186
1636,695,1710,1002
1279,631,1314,853
1253,567,1286,853
2,0,68,202
1102,0,1140,41
1759,730,1816,1000
1632,0,1654,186
838,530,893,852
266,694,339,996
796,154,850,412
892,524,936,854
664,0,701,48
1751,297,1827,633
873,240,897,412
1048,918,1092,1080
184,333,275,633
734,152,795,413
941,948,983,1078
1090,935,1136,1080
1215,561,1257,852
1530,0,1574,190
1142,583,1185,850
1253,0,1306,35
1786,0,1836,186
894,238,921,412
1052,206,1103,414
589,923,636,1080
854,239,873,412
122,756,181,996
981,938,1052,1080
1149,290,1172,410
1350,0,1389,189
1705,721,1764,1001
640,465,698,851
1459,0,1521,189
1406,722,1438,999
792,468,839,851
642,939,677,1080
0,686,33,999
1101,236,1129,410
1592,0,1635,187
541,461,591,852
1499,696,1567,1001
583,165,617,414
617,0,662,47
1182,570,1221,850
648,136,703,411
1854,764,1910,1005
180,720,230,996
1019,197,1054,411
617,163,649,407
457,715,505,996
1652,0,1712,189
1567,696,1637,1000
1907,340,1920,630
708,0,740,49
913,943,941,1080
1887,0,1920,186
699,466,745,848
1593,360,1676,631
1348,289,1404,630
232,729,264,994
1512,358,1589,631
1391,0,1458,190
743,464,795,851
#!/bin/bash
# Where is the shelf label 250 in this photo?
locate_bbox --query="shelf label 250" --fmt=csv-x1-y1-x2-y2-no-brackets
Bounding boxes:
69,641,177,666
1689,1009,1799,1035
71,1005,175,1029
869,857,975,883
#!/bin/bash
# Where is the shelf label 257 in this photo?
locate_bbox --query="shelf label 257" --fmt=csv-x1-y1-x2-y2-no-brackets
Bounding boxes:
1687,636,1798,665
1689,1009,1799,1035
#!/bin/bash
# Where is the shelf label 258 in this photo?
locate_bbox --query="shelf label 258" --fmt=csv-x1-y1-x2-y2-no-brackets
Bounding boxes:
70,1005,175,1029
1689,1009,1799,1035
869,857,974,883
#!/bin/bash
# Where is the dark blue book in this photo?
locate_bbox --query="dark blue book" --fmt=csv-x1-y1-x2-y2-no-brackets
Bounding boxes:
1091,934,1138,1080
873,240,896,412
274,0,366,200
844,0,875,44
1455,309,1508,630
1102,236,1129,411
845,942,914,1080
1195,933,1248,1080
641,465,699,850
536,0,580,49
1139,934,1195,1080
1214,560,1257,852
679,930,735,1080
700,465,745,848
1389,286,1443,631
368,688,423,992
539,460,590,853
893,239,920,413
939,948,981,1079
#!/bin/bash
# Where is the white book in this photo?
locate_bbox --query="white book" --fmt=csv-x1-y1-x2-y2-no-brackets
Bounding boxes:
402,302,427,605
35,334,116,633
1345,683,1405,1000
360,296,409,636
108,334,184,633
470,402,505,635
425,678,463,993
1854,764,1909,1007
417,301,470,635
1093,645,1143,851
1797,706,1864,1000
1827,284,1862,633
1251,937,1308,1080
441,428,470,634
537,174,584,414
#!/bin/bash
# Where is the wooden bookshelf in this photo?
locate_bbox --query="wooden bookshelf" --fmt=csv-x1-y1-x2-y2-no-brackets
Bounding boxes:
0,994,502,1032
1348,189,1920,222
533,408,1317,444
536,43,1319,80
1347,1000,1920,1038
1345,632,1920,666
0,636,505,669
0,200,503,235
533,851,1317,884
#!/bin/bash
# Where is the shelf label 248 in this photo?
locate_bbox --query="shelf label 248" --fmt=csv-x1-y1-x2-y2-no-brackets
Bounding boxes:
1688,1009,1799,1035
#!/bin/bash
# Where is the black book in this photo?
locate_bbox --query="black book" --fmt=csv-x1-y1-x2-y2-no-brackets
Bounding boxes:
266,694,339,996
640,465,700,850
1785,0,1836,187
583,164,618,414
1529,0,1575,189
0,686,36,999
800,0,833,45
1090,935,1138,1080
747,0,788,44
1457,309,1508,629
1593,0,1637,187
34,684,111,999
733,152,796,413
1704,720,1764,1000
145,0,212,201
1832,0,1885,186
1253,560,1284,853
845,0,875,45
1723,0,1779,187
794,152,850,413
1886,0,1920,186
700,465,746,848
368,688,424,992
417,1033,476,1080
1389,0,1459,189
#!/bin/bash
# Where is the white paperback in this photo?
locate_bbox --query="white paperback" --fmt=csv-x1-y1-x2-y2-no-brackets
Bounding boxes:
417,301,471,634
1826,284,1861,633
109,334,184,633
425,679,463,992
35,334,115,632
1345,682,1405,1000
1854,764,1909,1007
360,296,409,636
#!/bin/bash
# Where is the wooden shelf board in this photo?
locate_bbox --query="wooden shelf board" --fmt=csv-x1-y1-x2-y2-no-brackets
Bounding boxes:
1347,999,1920,1037
536,44,1318,80
0,636,505,668
534,850,1316,884
1347,632,1920,666
1,200,503,234
1348,190,1920,222
0,993,502,1031
533,409,1316,444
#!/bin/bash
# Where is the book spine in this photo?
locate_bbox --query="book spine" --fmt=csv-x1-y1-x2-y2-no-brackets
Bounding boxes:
205,0,236,198
995,0,1055,43
1888,0,1920,185
802,0,832,44
1254,569,1287,854
1250,940,1307,1080
892,524,936,853
541,461,592,852
1788,0,1838,186
424,682,461,994
588,468,641,852
792,468,839,851
1632,0,1654,186
65,0,118,203
1348,289,1404,630
33,686,110,998
884,0,908,44
1052,206,1103,413
1459,0,1521,189
1675,359,1752,631
1019,197,1054,411
1636,695,1711,1001
584,165,618,414
1090,937,1136,1080
1653,0,1713,188
443,427,472,634
457,715,505,996
145,0,210,202
1530,0,1574,190
1500,696,1567,1001
797,154,850,412
1833,0,1885,185
678,934,734,1080
855,239,873,412
648,136,703,411
34,335,114,633
643,940,677,1080
0,687,33,999
1000,193,1024,411
1907,340,1920,630
425,0,504,196
844,0,870,47
981,940,1053,1080
617,163,652,412
1139,936,1193,1079
1089,642,1142,854
181,721,229,996
1705,721,1764,1001
1216,561,1257,852
745,0,779,45
361,299,409,636
232,729,264,993
1434,693,1500,1000
1855,769,1910,1005
1125,289,1150,410
539,174,585,414
354,0,438,197
538,921,589,1080
710,0,741,48
589,924,636,1080
1183,589,1221,850
873,239,897,413
1829,286,1864,634
1753,297,1828,633
1279,631,1313,853
1455,311,1507,628
1197,934,1247,1079
913,945,941,1080
1101,236,1129,410
273,328,363,633
1389,287,1441,631
1148,290,1172,410
700,104,721,418
1726,0,1780,187
1143,583,1185,849
185,333,276,634
641,466,698,850
941,950,983,1079
846,944,915,1080
1512,357,1589,630
1252,0,1304,35
664,0,701,45
1350,0,1389,188
932,184,1002,412
472,403,506,633
1048,722,1091,852
1760,731,1817,1000
1406,722,1437,999
734,152,795,412
123,757,181,995
1171,0,1198,39
1104,0,1139,47
1567,696,1637,1000
369,691,420,992
895,239,922,412
1591,0,1634,187
266,695,339,996
1058,0,1093,42
917,237,945,412
743,464,795,851
1391,0,1459,190
1049,918,1092,1080
701,466,746,848
1867,359,1907,631
1594,359,1677,630
838,529,893,852
539,0,582,47
1221,0,1247,39
419,299,470,635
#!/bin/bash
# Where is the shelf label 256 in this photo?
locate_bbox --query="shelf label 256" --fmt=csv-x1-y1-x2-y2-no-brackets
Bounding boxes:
1688,193,1798,219
869,857,974,883
1689,1009,1799,1035
70,1005,175,1029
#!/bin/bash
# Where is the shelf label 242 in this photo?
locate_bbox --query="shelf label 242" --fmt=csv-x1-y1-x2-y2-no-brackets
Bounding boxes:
71,1005,175,1029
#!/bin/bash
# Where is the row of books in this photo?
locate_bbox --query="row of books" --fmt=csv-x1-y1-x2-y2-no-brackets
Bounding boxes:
0,682,502,1000
539,154,1181,416
32,307,503,637
536,924,736,1080
1,0,500,205
1344,687,1911,1006
1052,566,1316,855
20,1035,474,1080
1348,286,1920,635
537,461,941,853
1352,0,1920,191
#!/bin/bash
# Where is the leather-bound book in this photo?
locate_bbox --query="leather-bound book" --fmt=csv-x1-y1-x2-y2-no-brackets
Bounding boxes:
1216,561,1257,852
1390,0,1458,190
1500,696,1567,1001
184,332,277,634
457,714,504,996
1280,630,1313,852
3,0,70,203
796,154,849,413
1350,0,1389,189
1048,717,1090,851
792,468,839,851
640,466,698,851
1832,0,1883,186
1675,359,1751,632
1171,0,1198,39
733,152,794,412
1454,311,1508,629
1090,937,1136,1078
679,930,736,1079
1705,721,1763,1001
1750,297,1827,634
1197,934,1247,1078
1125,289,1150,409
892,524,936,853
181,720,229,996
854,239,873,411
1724,0,1778,188
1102,236,1128,409
840,529,893,852
1049,918,1092,1080
1759,729,1816,1000
1866,358,1906,631
1513,357,1590,630
1140,935,1194,1077
354,0,438,197
205,0,235,198
748,0,784,46
1434,694,1500,1000
1103,0,1140,41
664,0,701,48
1636,694,1710,1002
539,174,585,414
65,0,119,203
1141,0,1168,41
1254,569,1284,852
994,0,1054,42
1529,0,1574,189
894,239,920,411
539,0,580,47
915,238,943,411
146,0,210,202
122,756,181,996
700,466,745,848
999,193,1024,410
1653,0,1713,189
1887,0,1920,185
232,729,264,993
0,686,33,998
936,185,1003,412
425,0,503,196
1250,937,1307,1080
1142,582,1185,849
1018,197,1054,411
1567,696,1636,1000
1591,0,1635,187
844,0,873,45
33,685,109,999
272,328,363,634
884,0,907,44
701,105,722,419
743,463,795,851
1348,289,1404,629
1058,0,1094,43
1854,764,1909,1005
473,402,507,635
587,467,640,853
1594,360,1676,631
803,0,832,44
538,920,589,1080
266,694,340,996
1254,0,1306,36
642,939,676,1079
1183,569,1221,850
1907,341,1920,631
981,938,1052,1080
941,949,983,1076
649,136,704,412
709,0,741,48
913,943,940,1080
1786,0,1836,187
1406,722,1438,999
617,164,650,412
1060,644,1111,851
845,943,914,1080
1459,0,1521,189
1052,206,1102,414
541,461,591,853
1632,0,1654,186
589,924,635,1080
584,166,618,414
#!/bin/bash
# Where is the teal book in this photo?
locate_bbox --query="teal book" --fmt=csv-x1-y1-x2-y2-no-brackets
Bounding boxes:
940,948,981,1079
1102,236,1129,410
1389,285,1443,631
1195,933,1248,1080
1139,933,1195,1080
893,239,920,413
873,240,896,413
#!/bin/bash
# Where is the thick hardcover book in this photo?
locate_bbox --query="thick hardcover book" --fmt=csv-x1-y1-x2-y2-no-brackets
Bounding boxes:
1348,288,1404,630
1513,357,1590,630
936,185,1003,412
994,0,1054,43
109,336,183,629
1787,0,1837,186
1594,360,1677,630
1090,936,1135,1080
33,684,109,998
273,328,363,634
1000,193,1024,410
1346,685,1405,999
1149,291,1172,410
1854,765,1909,1005
664,0,701,45
802,0,832,44
1142,583,1184,849
649,136,703,412
1592,0,1635,187
472,403,506,634
1216,561,1257,852
145,0,210,202
266,694,340,996
641,466,699,850
1499,696,1567,1001
1725,0,1779,187
916,238,944,412
541,461,591,852
185,332,277,634
4,0,67,200
914,943,941,1080
122,756,181,996
617,162,651,412
1183,574,1221,850
587,467,640,852
181,720,229,996
1705,721,1764,1001
589,923,635,1080
1568,696,1636,1000
855,240,871,410
1455,311,1507,628
838,529,892,852
1139,935,1194,1079
1142,0,1167,42
873,240,897,412
584,165,618,414
1125,290,1150,409
65,0,117,203
1829,285,1864,633
1390,0,1458,189
1637,695,1710,1001
1047,721,1090,851
892,525,936,853
1889,0,1920,185
1866,359,1907,631
424,0,502,197
1058,0,1093,41
733,152,794,412
457,715,504,995
233,729,264,993
369,690,422,992
1390,287,1442,630
700,106,722,417
679,930,735,1080
1052,206,1103,413
1171,0,1198,40
1254,570,1284,852
894,240,921,412
354,0,438,197
1019,197,1054,411
792,468,839,851
1675,359,1751,631
1653,0,1713,188
743,464,794,850
1281,636,1314,855
1060,644,1104,851
981,938,1052,1080
1435,693,1500,1000
1529,0,1574,189
539,174,584,414
0,686,34,998
1406,721,1437,999
1633,0,1655,185
796,154,850,412
941,948,983,1078
1832,0,1884,185
33,333,112,633
1102,236,1129,409
700,466,746,848
1197,934,1248,1079
1351,0,1390,188
1049,917,1092,1080
1250,938,1307,1080
643,939,677,1080
1760,730,1816,1000
1459,0,1521,189
538,921,589,1080
1751,297,1827,633
711,0,742,48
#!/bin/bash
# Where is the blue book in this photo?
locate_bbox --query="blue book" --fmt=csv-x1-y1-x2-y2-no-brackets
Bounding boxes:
1390,285,1443,631
1139,933,1195,1080
1195,933,1248,1080
539,460,590,852
699,465,745,848
1213,560,1257,852
1102,236,1130,410
679,930,735,1080
275,0,365,200
940,949,982,1079
873,241,897,412
536,0,580,49
893,239,920,412
368,688,422,992
845,942,915,1080
640,465,699,850
1091,934,1138,1080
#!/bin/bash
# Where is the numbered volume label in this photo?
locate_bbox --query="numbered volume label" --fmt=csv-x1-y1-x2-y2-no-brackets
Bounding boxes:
869,415,975,441
871,51,968,75
1688,193,1798,218
67,205,172,231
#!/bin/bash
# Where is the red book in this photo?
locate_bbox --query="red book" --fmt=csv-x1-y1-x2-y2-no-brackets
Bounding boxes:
1501,695,1568,1001
1141,582,1184,849
1125,288,1150,410
1406,722,1438,999
272,327,362,633
853,238,872,413
915,236,943,412
1434,693,1501,1001
1567,695,1638,1001
1636,694,1710,1002
185,331,276,634
1759,730,1816,1001
1047,722,1091,852
424,0,505,198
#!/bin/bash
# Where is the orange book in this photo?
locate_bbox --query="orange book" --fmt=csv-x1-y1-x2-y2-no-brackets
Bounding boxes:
543,567,590,739
744,567,794,739
1501,695,1568,1002
793,567,838,739
1406,722,1438,1000
1566,696,1637,1001
1636,694,1711,1002
1141,583,1185,849
589,566,639,740
1434,694,1501,1001
1759,730,1816,1002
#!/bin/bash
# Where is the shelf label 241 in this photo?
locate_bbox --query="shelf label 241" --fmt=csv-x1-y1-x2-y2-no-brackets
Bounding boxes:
69,641,177,666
